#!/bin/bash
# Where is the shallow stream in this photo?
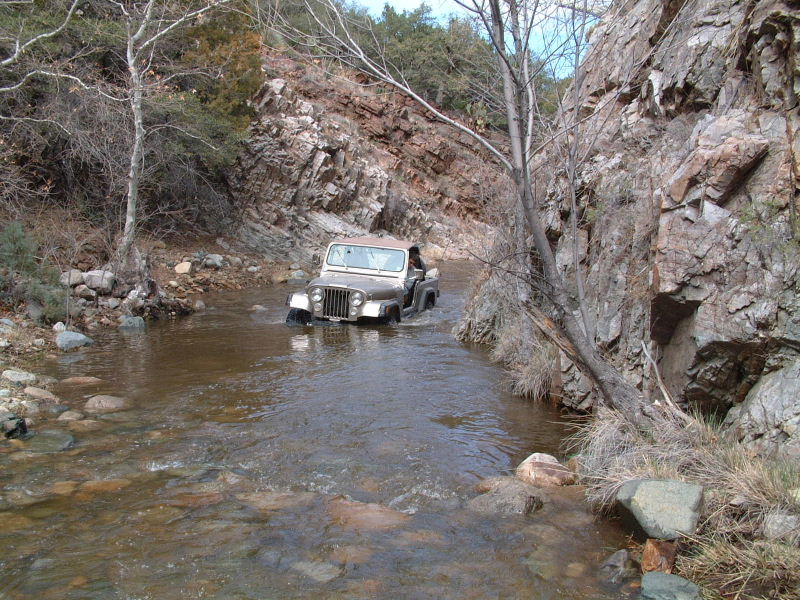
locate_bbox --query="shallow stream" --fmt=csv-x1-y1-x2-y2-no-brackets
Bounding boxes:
0,262,627,599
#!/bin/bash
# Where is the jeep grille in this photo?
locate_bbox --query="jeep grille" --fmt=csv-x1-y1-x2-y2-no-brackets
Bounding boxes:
322,288,351,319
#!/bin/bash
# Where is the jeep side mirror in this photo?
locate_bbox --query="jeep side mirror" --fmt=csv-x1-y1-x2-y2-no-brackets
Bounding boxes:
414,268,424,281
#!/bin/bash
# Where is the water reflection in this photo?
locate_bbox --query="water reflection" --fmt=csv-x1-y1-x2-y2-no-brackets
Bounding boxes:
0,262,628,599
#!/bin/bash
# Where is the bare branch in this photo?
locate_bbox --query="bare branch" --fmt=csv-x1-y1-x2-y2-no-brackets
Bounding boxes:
0,0,81,68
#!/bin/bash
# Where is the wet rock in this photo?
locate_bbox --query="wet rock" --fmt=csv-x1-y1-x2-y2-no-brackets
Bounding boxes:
291,560,342,583
24,429,74,453
616,480,704,540
50,481,80,495
84,395,130,413
599,549,639,584
2,369,37,385
515,453,576,487
174,261,193,275
23,387,58,402
59,376,103,386
57,410,84,422
193,299,206,311
250,305,267,312
327,497,410,530
640,572,701,600
118,315,145,330
55,331,94,351
166,492,225,507
46,404,69,416
0,512,35,532
83,269,115,293
236,491,316,512
468,476,547,515
78,479,132,494
68,419,103,433
564,562,587,578
1,413,29,439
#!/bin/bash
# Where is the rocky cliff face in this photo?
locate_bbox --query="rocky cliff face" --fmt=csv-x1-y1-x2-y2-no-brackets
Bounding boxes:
228,57,506,265
462,0,800,457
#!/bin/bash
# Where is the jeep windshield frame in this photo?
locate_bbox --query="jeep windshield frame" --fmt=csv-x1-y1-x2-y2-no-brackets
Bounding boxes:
324,243,407,275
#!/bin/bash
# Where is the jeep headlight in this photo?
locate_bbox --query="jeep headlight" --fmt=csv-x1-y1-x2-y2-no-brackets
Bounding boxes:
350,291,365,307
309,287,324,303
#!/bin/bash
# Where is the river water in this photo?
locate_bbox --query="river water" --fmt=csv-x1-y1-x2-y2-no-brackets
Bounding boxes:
1,262,627,599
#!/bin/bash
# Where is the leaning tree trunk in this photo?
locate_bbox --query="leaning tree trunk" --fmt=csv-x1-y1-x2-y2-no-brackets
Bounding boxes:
488,0,653,427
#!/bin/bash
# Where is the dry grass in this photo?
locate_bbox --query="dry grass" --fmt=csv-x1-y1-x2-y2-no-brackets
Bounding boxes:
455,261,557,400
568,409,800,598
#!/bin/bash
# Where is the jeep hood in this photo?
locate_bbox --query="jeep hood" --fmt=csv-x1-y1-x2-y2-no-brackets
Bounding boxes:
308,273,402,296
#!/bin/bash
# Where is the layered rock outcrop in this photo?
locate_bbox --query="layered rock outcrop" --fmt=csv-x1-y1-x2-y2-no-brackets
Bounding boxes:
461,0,800,456
229,58,505,264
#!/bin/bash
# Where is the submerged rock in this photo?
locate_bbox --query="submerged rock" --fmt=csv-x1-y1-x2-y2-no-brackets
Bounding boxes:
118,315,145,330
327,497,410,530
24,430,74,453
84,395,130,413
599,549,639,585
468,476,547,515
291,560,342,583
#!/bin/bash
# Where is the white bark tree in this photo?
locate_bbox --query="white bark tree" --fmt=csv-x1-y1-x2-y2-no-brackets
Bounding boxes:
111,0,232,264
267,0,669,425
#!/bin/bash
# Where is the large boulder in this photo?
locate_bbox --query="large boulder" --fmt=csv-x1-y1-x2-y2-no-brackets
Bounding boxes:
722,358,800,458
616,479,704,540
55,331,94,351
83,269,116,294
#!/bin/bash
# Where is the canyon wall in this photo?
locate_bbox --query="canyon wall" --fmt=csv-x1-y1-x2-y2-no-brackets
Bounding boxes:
461,0,800,457
229,58,508,265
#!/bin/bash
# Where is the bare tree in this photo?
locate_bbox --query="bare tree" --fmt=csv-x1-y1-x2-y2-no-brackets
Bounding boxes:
266,0,667,425
110,0,232,264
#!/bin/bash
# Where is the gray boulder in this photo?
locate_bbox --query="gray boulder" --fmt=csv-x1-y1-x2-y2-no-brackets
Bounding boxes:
55,331,94,351
83,269,116,293
2,369,37,385
0,318,14,328
59,269,84,287
723,358,800,458
616,479,703,540
118,315,145,330
640,572,701,600
203,254,225,269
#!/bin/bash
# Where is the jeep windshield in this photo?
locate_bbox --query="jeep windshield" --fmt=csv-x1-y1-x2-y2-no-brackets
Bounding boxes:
326,244,405,273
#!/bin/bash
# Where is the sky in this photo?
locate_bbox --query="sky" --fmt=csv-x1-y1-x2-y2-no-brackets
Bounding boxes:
356,0,467,20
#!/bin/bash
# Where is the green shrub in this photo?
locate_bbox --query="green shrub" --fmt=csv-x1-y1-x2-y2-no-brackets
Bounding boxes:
0,221,39,277
0,222,67,322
